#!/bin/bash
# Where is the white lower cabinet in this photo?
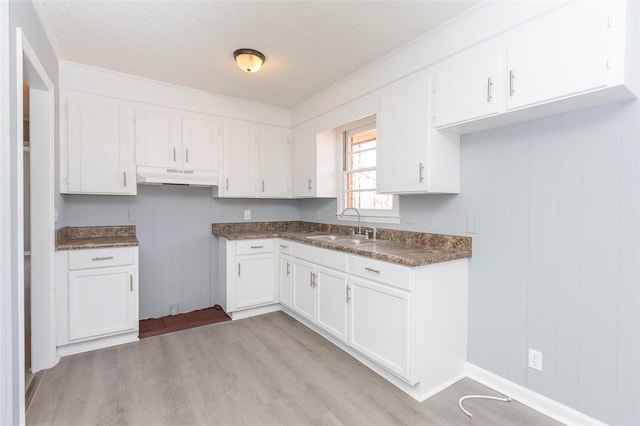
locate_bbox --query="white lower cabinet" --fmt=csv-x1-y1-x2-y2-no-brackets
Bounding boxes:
56,246,139,355
222,237,469,401
291,243,349,343
349,276,411,380
236,254,275,309
219,238,276,316
279,254,293,308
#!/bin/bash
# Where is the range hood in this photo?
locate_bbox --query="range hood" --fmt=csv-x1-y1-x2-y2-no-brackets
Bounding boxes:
136,166,219,187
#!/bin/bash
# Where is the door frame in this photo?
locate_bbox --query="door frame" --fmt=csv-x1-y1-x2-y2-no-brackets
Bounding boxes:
14,26,57,422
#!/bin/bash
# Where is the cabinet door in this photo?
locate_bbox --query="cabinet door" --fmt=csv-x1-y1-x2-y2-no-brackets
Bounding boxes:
68,266,136,341
291,122,315,197
279,255,293,308
236,254,275,309
433,42,504,128
506,2,604,110
222,124,255,196
64,94,135,195
377,71,428,193
349,277,411,380
292,260,316,321
316,266,348,342
135,108,181,169
182,115,222,173
259,129,290,197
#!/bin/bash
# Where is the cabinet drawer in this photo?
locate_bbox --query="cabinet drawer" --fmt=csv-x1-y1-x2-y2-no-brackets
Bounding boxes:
68,247,135,270
236,239,274,255
277,240,292,255
293,243,347,271
348,255,412,291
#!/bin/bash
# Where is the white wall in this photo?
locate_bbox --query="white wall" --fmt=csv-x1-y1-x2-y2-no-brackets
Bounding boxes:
63,186,301,319
2,0,59,424
300,101,640,424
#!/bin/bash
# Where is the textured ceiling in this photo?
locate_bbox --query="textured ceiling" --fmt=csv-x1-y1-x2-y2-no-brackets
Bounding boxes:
36,1,480,108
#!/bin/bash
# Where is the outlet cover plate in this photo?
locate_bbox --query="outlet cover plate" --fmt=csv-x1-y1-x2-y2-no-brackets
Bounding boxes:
528,348,543,371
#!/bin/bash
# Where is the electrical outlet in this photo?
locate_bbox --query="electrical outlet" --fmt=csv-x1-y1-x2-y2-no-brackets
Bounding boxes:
128,208,137,223
528,349,543,372
244,210,251,220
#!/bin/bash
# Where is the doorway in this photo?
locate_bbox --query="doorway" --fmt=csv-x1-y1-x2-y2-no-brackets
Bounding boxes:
15,28,57,423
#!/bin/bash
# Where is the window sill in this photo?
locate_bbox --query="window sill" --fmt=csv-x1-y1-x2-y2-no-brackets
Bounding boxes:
336,214,401,225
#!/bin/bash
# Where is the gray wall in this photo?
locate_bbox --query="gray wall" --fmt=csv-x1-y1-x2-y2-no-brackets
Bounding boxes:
63,186,301,319
301,101,640,425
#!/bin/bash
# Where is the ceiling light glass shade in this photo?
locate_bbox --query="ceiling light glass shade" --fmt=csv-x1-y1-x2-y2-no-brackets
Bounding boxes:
233,48,265,73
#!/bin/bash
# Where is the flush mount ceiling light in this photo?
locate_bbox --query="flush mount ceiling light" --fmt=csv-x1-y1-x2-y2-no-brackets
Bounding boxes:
233,48,265,73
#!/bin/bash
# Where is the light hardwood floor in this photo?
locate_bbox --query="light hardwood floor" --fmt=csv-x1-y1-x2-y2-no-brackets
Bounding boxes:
28,312,560,425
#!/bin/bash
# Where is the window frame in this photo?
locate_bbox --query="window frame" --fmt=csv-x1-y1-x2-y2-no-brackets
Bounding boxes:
337,117,400,224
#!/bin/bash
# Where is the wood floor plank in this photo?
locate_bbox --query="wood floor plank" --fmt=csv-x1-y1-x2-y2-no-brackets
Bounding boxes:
27,312,561,426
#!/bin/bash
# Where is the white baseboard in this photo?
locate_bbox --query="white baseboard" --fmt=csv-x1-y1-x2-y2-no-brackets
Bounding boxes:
229,304,282,320
465,363,607,426
57,332,139,357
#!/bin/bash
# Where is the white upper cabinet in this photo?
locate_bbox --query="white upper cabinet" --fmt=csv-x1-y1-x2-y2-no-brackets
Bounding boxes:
221,123,255,197
181,114,223,173
60,90,136,195
135,108,179,169
291,120,338,198
135,106,221,185
433,41,505,127
434,1,639,134
258,129,291,198
377,70,460,194
219,124,291,198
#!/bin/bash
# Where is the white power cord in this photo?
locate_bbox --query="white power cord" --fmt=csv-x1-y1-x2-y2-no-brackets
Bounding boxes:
458,394,512,418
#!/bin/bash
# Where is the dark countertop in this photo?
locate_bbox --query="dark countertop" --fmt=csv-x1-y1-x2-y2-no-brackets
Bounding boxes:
212,221,471,267
56,226,138,250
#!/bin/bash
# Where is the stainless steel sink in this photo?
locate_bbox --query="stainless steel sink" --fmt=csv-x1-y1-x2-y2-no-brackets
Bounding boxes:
305,234,341,242
305,234,376,245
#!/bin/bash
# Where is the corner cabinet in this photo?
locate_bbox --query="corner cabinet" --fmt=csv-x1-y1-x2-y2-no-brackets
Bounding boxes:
60,90,136,195
376,69,460,194
55,246,139,356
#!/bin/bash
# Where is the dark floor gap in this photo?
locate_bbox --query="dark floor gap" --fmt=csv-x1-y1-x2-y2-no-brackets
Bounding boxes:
138,305,231,339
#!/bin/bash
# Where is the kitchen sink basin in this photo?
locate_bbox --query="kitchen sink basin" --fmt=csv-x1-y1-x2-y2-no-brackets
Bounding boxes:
305,234,376,245
305,234,342,242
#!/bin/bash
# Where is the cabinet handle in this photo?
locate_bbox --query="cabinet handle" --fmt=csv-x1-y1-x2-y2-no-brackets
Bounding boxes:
226,178,229,191
123,171,127,187
346,285,351,303
286,262,291,276
419,162,424,183
130,275,133,292
250,245,264,249
185,148,189,163
261,180,265,192
91,256,114,261
307,178,312,191
487,77,493,102
279,244,288,249
173,147,176,162
509,70,515,96
310,271,316,288
364,267,380,274
237,263,241,277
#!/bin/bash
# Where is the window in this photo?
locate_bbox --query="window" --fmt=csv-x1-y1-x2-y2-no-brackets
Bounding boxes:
340,120,398,222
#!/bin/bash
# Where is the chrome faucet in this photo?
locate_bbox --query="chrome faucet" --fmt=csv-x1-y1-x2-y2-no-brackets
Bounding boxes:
340,207,362,237
366,226,377,240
